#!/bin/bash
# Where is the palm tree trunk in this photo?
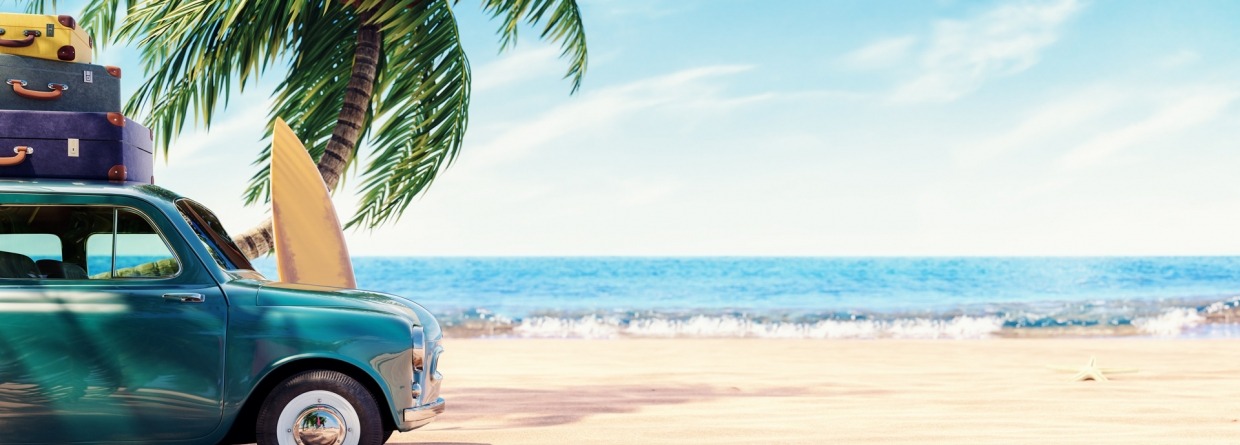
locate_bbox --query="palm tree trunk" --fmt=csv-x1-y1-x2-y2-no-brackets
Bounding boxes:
233,217,274,260
232,13,382,260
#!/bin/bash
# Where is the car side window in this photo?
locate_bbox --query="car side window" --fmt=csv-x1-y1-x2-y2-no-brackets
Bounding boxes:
0,233,61,279
0,204,111,279
0,234,60,261
87,209,180,279
0,204,178,280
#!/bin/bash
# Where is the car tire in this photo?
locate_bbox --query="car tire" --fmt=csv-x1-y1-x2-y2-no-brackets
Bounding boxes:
256,370,386,445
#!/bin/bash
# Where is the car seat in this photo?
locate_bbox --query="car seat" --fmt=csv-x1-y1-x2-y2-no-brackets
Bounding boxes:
0,251,41,279
36,259,89,279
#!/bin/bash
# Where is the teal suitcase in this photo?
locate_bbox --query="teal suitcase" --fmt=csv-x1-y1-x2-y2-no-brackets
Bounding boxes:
0,54,121,112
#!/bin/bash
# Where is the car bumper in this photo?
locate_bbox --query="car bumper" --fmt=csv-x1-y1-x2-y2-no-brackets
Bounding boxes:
400,397,445,430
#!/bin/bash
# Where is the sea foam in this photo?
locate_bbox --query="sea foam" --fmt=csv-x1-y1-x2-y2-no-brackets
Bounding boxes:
511,315,1004,339
1133,308,1204,336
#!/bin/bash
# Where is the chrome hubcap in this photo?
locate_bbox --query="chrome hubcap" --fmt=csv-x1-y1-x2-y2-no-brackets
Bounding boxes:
292,404,347,445
276,390,361,445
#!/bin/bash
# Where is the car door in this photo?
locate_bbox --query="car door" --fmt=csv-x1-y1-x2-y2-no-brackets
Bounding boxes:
0,196,227,443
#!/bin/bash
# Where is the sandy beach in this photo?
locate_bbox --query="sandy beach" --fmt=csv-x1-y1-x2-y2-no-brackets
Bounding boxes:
390,338,1240,445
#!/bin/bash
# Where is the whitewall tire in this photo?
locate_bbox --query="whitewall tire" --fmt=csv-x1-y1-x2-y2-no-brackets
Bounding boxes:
256,370,387,445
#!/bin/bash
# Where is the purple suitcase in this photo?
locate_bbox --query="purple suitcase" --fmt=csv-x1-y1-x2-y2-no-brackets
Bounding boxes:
0,110,153,183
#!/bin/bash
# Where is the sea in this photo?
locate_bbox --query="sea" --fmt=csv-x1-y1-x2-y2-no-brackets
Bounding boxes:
238,257,1240,340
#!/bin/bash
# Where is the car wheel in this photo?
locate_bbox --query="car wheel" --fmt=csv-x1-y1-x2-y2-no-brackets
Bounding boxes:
256,370,386,445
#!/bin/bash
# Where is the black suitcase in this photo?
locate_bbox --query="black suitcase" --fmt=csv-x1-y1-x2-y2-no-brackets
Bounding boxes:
0,110,153,183
0,53,121,112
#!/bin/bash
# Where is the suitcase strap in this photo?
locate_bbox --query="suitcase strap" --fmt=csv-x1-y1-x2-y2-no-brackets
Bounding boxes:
6,79,67,101
0,30,40,48
0,146,32,167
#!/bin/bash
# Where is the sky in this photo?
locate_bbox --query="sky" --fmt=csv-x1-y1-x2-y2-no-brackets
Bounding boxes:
12,0,1240,256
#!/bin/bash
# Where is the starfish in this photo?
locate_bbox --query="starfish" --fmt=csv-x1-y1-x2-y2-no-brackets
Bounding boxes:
1048,356,1138,382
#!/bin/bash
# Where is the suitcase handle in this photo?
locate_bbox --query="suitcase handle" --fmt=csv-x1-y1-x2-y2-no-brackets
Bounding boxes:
0,31,39,48
0,146,33,167
6,80,67,101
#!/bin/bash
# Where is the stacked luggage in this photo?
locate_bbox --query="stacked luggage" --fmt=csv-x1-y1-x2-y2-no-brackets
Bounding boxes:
0,13,153,184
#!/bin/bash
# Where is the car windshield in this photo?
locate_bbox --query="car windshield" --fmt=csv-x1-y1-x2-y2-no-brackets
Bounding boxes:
175,198,256,272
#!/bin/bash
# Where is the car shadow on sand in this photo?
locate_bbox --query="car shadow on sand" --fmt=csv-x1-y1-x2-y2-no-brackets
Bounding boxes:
388,382,862,437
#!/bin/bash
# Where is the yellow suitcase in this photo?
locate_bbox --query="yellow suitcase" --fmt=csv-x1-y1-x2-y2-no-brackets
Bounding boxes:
0,14,92,63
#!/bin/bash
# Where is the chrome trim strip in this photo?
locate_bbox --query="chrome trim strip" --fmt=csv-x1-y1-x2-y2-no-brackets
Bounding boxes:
110,208,117,276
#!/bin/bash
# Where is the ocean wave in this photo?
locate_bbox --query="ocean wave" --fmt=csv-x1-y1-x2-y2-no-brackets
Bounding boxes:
509,315,1004,339
1132,308,1204,336
435,299,1240,339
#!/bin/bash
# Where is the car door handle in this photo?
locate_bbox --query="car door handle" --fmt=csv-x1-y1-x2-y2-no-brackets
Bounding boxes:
163,293,205,303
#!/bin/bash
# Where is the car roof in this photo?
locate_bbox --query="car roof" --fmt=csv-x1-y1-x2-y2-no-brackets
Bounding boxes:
0,178,185,203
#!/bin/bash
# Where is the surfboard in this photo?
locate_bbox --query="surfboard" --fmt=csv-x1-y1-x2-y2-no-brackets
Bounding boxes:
271,117,357,288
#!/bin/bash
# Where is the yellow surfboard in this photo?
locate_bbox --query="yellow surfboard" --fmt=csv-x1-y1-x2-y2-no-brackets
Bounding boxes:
271,117,357,288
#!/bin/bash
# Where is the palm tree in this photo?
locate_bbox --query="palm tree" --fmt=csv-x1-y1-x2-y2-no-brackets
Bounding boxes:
22,0,587,259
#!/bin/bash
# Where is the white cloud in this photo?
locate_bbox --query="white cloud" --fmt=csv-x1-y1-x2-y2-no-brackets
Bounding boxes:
472,45,562,93
1059,87,1240,169
955,86,1125,166
891,0,1082,103
466,65,758,168
840,36,917,70
162,103,271,166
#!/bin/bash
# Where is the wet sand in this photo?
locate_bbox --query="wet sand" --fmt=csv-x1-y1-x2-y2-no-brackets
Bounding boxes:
389,338,1240,445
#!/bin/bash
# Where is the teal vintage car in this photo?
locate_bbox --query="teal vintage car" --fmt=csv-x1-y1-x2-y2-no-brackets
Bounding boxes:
0,179,444,444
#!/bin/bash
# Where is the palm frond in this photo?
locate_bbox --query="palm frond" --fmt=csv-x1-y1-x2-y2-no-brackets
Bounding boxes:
14,0,54,14
245,0,470,231
482,0,587,92
343,0,471,229
243,2,365,205
116,0,311,155
24,0,580,234
77,0,138,45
